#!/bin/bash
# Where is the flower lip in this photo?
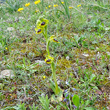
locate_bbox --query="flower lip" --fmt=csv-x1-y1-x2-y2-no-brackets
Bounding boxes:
37,29,41,33
53,38,58,42
41,22,45,26
35,28,42,34
46,59,51,63
45,56,54,64
49,35,59,43
37,18,48,28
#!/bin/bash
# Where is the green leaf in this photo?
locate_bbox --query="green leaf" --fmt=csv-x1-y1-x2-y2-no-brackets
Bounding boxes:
81,99,84,105
90,74,96,82
49,79,56,93
85,100,90,106
84,107,95,110
39,95,50,110
72,94,80,107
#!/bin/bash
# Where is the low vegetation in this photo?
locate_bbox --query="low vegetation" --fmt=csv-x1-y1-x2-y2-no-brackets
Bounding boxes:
0,0,110,109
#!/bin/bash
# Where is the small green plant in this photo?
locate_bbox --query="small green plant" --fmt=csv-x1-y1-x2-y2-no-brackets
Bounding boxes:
72,94,80,109
39,95,50,110
35,15,61,95
0,0,109,109
0,92,2,101
2,103,27,110
29,103,38,110
73,34,86,48
58,0,70,19
17,103,26,110
5,0,22,13
80,71,99,90
63,91,96,110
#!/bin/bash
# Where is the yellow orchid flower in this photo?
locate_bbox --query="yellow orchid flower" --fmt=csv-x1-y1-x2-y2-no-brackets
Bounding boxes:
49,35,59,43
45,56,54,64
35,28,42,34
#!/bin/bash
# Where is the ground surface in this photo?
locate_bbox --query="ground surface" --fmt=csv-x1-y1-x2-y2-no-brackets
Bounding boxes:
0,0,110,109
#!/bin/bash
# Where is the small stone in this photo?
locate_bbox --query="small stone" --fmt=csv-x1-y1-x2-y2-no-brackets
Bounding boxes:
97,52,101,58
0,70,14,79
105,27,110,31
66,81,69,85
66,56,69,60
82,53,89,57
57,79,61,85
35,60,45,65
7,27,14,31
19,17,24,19
107,52,110,56
14,17,19,22
41,93,45,96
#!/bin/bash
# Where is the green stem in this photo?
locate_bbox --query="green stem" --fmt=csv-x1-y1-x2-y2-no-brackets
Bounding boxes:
45,25,48,39
43,26,50,55
51,62,59,95
42,24,60,94
42,26,48,41
45,25,50,55
41,0,44,12
46,41,50,56
42,32,47,41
